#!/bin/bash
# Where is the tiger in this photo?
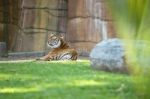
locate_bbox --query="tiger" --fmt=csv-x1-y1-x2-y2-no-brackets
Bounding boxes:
36,33,78,61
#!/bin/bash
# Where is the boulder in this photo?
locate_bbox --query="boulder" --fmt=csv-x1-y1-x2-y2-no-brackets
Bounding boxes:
90,38,127,73
90,38,150,73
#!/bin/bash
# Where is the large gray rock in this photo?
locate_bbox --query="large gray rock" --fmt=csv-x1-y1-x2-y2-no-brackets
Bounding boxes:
90,38,150,73
90,38,127,73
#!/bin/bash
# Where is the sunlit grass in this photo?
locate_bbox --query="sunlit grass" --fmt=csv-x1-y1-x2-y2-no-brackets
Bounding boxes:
0,60,137,99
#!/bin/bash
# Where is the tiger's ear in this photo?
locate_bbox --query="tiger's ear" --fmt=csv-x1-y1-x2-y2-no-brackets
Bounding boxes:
48,33,55,38
50,33,55,36
58,34,64,39
60,35,64,39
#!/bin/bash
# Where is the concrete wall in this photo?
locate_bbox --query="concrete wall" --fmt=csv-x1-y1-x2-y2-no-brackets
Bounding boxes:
0,0,21,50
14,0,68,52
67,0,116,56
0,0,116,56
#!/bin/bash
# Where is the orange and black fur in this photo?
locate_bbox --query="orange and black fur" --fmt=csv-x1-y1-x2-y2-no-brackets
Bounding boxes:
37,34,78,61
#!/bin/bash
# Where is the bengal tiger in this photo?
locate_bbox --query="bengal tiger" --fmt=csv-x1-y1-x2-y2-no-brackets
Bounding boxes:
36,33,78,61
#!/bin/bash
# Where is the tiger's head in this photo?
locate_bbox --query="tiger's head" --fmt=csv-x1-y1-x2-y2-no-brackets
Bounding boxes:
47,33,63,48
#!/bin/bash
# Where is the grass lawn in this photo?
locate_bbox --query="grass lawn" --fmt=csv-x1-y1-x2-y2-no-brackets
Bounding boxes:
0,60,137,99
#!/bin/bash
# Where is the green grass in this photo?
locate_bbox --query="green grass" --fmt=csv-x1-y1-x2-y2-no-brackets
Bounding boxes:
0,60,137,99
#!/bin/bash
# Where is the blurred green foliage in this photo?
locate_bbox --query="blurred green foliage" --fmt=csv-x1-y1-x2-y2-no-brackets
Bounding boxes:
107,0,150,98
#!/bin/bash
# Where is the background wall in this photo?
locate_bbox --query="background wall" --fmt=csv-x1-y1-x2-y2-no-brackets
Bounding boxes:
0,0,116,56
67,0,116,56
0,0,21,51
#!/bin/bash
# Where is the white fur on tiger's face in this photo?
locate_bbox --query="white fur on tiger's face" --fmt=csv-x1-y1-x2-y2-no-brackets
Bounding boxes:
47,34,62,48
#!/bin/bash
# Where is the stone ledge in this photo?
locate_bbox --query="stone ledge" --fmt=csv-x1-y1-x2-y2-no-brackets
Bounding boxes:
9,51,45,57
0,51,89,60
0,51,45,60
